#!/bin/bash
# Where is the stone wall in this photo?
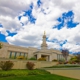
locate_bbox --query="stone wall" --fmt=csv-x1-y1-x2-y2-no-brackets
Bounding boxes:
0,59,57,69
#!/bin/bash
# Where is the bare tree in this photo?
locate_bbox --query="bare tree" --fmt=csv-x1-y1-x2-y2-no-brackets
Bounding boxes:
61,49,69,61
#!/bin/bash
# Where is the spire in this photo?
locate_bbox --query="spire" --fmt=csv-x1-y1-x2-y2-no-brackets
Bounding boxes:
44,31,46,35
41,31,47,49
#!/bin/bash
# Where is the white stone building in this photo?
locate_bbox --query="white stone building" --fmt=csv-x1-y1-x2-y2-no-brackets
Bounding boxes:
0,32,70,61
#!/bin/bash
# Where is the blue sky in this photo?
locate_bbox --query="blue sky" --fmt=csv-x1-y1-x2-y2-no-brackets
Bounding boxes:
0,0,80,53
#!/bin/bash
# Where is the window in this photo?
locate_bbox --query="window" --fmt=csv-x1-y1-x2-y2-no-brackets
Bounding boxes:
19,52,21,56
9,51,12,58
14,52,17,58
24,53,26,57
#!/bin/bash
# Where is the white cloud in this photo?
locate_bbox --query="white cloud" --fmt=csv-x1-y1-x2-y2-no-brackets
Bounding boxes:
0,27,8,36
47,41,61,49
0,0,80,53
0,0,34,17
0,15,22,33
20,16,28,24
62,42,80,53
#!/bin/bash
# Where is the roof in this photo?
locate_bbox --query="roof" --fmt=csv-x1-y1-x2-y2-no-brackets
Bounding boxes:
34,48,62,55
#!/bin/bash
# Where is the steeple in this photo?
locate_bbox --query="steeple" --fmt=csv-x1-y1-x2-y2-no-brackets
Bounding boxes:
41,31,47,49
44,31,45,35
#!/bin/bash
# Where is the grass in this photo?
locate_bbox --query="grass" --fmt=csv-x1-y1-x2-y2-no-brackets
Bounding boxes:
0,69,77,80
0,69,50,77
0,74,77,80
44,64,80,68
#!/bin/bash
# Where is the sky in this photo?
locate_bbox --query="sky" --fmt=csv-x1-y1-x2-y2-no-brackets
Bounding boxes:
0,0,80,53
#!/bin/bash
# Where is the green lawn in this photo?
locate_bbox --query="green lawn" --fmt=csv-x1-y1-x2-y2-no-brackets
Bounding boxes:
0,69,77,80
0,74,77,80
44,64,80,68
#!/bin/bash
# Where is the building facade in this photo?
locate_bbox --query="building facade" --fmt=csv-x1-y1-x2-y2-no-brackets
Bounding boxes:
0,32,69,61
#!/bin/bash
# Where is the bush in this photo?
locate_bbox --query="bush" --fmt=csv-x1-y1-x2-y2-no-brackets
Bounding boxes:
38,58,46,61
58,59,65,64
0,61,14,71
26,62,35,70
58,62,63,64
69,56,80,64
63,61,68,64
17,56,25,59
10,56,15,59
29,57,36,60
52,59,58,62
68,60,77,64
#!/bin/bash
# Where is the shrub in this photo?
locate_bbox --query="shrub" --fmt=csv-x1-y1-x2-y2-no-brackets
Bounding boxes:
63,61,68,64
68,60,77,64
29,57,36,60
17,56,25,59
58,62,63,64
38,58,46,61
0,61,14,71
52,59,58,62
10,56,15,59
26,62,35,70
69,56,79,64
58,59,65,64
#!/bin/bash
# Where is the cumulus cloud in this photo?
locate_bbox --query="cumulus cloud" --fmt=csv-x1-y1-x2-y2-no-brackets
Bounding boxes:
0,16,22,33
0,27,8,36
0,0,80,53
0,0,34,17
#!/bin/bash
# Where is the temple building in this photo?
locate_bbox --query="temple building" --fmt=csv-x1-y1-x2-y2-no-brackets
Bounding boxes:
0,32,70,61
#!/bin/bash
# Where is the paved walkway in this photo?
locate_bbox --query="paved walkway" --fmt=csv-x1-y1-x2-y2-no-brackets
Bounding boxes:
40,68,80,80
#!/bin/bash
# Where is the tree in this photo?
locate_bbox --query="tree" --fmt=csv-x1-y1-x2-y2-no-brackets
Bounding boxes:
73,52,80,63
0,42,3,49
61,49,69,61
76,53,80,64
